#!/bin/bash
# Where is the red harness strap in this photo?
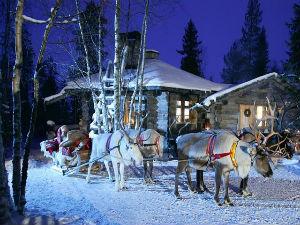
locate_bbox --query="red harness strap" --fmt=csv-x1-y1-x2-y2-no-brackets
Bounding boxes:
139,134,160,155
206,134,232,162
154,136,160,155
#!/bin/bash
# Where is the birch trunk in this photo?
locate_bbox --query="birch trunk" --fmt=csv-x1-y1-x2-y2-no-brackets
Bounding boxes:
12,0,24,212
128,29,144,128
0,67,12,225
113,0,121,131
97,2,109,133
136,0,150,129
20,0,62,214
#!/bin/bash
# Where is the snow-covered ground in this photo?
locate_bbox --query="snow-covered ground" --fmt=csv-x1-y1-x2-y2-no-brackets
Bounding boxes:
6,152,300,225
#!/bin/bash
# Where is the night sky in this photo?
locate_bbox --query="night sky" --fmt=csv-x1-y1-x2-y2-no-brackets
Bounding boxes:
146,0,297,82
27,0,298,83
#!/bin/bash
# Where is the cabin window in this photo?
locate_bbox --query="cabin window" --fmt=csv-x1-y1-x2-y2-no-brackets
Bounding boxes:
256,106,264,127
176,100,191,123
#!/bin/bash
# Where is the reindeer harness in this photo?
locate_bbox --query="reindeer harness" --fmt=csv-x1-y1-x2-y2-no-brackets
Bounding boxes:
106,134,122,153
138,134,160,155
206,134,238,167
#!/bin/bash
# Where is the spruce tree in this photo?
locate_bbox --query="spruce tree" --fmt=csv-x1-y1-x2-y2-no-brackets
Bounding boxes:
283,3,300,75
177,19,204,77
253,26,269,76
221,41,246,84
241,0,263,80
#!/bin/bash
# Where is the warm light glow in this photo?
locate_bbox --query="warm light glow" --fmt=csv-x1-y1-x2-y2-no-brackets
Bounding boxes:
176,108,182,122
257,106,263,127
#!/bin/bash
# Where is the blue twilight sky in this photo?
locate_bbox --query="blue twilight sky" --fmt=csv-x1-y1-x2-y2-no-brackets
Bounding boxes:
26,0,298,83
145,0,297,82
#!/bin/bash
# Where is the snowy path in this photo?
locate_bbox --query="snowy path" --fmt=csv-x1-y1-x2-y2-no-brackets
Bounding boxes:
7,156,300,225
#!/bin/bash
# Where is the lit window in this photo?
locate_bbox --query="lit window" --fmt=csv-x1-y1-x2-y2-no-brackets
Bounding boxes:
256,106,263,127
176,100,191,123
176,108,182,122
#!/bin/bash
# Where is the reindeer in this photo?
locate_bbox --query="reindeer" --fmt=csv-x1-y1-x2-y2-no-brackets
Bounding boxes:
86,129,143,191
126,128,165,183
174,130,273,206
196,97,296,197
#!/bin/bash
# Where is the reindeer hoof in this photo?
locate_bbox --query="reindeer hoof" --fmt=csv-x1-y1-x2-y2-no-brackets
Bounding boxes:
121,186,128,190
149,178,156,184
214,198,222,206
224,201,234,206
143,179,149,184
241,190,253,197
174,192,182,199
86,178,91,184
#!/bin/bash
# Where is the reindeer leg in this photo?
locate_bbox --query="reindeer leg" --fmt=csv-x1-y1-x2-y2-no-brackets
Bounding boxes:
112,160,120,191
186,167,197,193
174,161,186,199
149,160,156,184
223,171,233,206
104,161,114,182
75,155,81,173
86,160,93,183
196,170,208,193
214,168,222,206
240,176,253,197
120,162,127,190
143,161,149,184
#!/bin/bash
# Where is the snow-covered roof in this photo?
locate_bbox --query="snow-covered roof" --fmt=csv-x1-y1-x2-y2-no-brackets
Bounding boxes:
127,59,230,91
191,72,279,110
44,59,230,104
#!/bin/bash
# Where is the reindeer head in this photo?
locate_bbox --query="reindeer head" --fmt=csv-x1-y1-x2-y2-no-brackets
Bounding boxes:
119,124,143,166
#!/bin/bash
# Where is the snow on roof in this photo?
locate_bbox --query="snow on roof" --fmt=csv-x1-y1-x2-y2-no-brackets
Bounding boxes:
127,59,230,91
45,59,230,103
191,72,279,110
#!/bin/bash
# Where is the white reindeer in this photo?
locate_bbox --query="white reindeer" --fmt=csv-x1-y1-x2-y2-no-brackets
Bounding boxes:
175,131,273,205
86,130,143,191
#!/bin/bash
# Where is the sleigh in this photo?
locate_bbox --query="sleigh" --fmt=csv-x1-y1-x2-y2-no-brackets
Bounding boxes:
40,126,92,174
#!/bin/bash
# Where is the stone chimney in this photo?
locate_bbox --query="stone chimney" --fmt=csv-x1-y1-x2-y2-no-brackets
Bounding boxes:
119,31,160,68
119,31,141,69
145,49,159,60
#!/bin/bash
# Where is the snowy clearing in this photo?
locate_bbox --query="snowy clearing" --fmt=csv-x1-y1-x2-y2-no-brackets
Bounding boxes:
6,152,300,225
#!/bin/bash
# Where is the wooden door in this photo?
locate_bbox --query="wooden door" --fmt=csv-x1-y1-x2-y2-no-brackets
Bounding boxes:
239,104,254,129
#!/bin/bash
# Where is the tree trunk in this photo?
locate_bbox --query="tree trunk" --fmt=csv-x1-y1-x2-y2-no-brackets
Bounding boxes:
113,0,121,131
12,0,24,212
128,25,145,128
20,0,62,214
136,0,150,129
97,2,109,133
0,65,13,225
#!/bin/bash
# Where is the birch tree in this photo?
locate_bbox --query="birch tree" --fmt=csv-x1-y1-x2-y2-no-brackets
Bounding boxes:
12,0,24,212
128,0,149,129
113,0,121,131
20,0,66,213
136,0,149,129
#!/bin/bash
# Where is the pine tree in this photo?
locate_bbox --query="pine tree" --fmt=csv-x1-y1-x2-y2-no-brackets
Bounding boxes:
177,19,204,77
241,0,263,80
283,3,300,75
221,41,246,84
253,26,269,76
